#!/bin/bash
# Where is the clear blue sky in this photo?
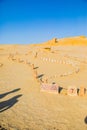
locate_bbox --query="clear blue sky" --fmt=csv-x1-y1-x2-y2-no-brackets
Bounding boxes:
0,0,87,44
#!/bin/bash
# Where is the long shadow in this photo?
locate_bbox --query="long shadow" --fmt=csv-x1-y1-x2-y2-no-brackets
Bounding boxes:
33,67,39,69
0,88,21,99
0,94,22,113
37,74,44,79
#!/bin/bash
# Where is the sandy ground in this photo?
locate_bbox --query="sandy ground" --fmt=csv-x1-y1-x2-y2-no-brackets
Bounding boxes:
0,43,87,130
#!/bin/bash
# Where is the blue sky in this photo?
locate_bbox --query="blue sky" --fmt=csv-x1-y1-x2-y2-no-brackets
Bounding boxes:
0,0,87,44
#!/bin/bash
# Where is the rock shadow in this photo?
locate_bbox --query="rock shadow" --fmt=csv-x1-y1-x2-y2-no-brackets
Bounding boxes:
33,67,39,69
59,86,63,93
84,116,87,124
37,74,44,79
77,88,80,95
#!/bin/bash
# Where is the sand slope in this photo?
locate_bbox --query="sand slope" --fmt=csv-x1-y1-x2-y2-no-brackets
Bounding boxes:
0,38,87,130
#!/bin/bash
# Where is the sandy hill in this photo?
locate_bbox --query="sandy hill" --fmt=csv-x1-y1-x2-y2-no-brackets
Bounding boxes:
42,36,87,46
0,37,87,130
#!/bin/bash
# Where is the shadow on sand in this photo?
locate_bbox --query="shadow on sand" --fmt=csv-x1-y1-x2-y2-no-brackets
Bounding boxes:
59,86,63,93
0,95,22,113
37,74,44,79
0,88,21,99
0,88,22,113
84,116,87,124
33,67,39,70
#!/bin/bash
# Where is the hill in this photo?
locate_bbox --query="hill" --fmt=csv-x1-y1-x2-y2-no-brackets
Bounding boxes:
42,36,87,46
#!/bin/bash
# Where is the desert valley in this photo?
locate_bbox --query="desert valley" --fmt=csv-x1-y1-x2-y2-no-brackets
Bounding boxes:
0,36,87,130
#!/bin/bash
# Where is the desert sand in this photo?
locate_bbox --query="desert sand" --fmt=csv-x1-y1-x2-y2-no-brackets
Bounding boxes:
0,36,87,130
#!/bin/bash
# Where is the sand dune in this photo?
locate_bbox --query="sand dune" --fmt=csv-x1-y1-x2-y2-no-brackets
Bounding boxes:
0,37,87,130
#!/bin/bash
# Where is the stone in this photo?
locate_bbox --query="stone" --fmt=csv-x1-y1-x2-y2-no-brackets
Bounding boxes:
67,86,77,96
79,86,86,96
